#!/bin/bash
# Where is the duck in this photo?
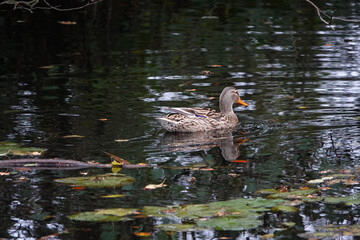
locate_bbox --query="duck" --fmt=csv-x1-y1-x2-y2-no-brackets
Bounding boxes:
157,87,248,132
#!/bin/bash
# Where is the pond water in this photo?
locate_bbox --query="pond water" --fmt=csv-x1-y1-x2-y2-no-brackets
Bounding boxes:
0,1,359,239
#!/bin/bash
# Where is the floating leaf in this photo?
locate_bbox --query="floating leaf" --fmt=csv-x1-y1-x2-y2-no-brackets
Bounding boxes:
69,208,138,222
104,152,131,165
114,139,129,143
38,65,54,69
324,193,360,206
0,142,45,156
299,224,360,239
144,179,167,190
156,224,199,231
101,194,125,198
271,205,298,213
231,160,249,163
54,173,135,188
63,135,85,138
58,21,77,25
197,216,262,231
268,189,319,199
283,222,296,227
134,232,151,237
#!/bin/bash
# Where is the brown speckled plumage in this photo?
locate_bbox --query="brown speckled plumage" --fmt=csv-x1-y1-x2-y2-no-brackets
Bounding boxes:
157,87,248,132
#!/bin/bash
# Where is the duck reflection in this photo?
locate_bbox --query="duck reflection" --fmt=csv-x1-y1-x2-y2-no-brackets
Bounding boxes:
159,130,247,161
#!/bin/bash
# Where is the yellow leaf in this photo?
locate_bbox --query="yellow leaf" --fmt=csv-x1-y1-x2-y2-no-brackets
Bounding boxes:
134,232,151,237
114,139,129,143
298,106,307,109
144,179,167,190
101,194,125,198
63,135,85,138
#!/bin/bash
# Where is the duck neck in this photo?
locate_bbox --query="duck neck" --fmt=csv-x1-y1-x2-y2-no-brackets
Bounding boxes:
219,100,235,116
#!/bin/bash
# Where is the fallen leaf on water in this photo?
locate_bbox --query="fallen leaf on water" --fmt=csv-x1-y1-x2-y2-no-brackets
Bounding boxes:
144,179,167,190
38,65,54,69
208,64,222,68
72,186,85,190
201,70,213,76
345,179,359,185
80,172,88,175
0,172,10,176
261,233,274,239
300,187,309,190
275,185,291,192
325,43,332,46
320,169,333,174
134,232,151,237
104,152,131,165
58,21,77,25
318,187,331,190
87,161,99,165
298,106,307,109
98,118,108,121
114,139,129,143
231,160,249,163
208,96,215,100
228,173,239,177
101,194,125,198
185,89,196,92
200,168,214,171
63,135,85,138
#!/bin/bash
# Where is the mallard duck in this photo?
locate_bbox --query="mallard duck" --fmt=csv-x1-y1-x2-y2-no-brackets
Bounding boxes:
157,87,248,132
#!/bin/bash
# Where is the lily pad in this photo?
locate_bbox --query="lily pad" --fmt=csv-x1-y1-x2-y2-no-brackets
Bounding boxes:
324,193,360,206
196,215,262,231
0,142,44,156
299,224,360,239
268,189,319,199
69,208,138,222
54,173,135,187
271,205,298,213
156,224,200,231
143,198,289,231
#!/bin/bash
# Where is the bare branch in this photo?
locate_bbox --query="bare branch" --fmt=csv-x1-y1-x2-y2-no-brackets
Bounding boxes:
305,0,335,30
0,0,102,11
305,0,360,29
41,0,102,11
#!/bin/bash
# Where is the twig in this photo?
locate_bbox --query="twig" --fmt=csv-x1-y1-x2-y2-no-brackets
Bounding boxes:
0,0,102,11
42,0,102,11
305,0,335,30
305,0,360,29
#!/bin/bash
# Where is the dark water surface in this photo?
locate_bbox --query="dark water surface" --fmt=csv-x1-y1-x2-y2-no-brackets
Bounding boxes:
0,1,359,239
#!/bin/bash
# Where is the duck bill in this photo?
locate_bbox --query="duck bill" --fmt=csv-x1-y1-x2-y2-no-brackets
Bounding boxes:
237,98,248,107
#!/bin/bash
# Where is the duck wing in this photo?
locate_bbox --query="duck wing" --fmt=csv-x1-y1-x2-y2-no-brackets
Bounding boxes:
168,107,223,119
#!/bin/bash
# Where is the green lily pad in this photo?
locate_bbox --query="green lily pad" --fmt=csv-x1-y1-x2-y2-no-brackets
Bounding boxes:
197,215,262,231
268,189,319,199
0,142,44,156
69,208,138,222
324,193,360,206
54,173,135,187
143,197,290,231
271,205,298,213
156,224,200,231
255,188,280,195
299,224,360,239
